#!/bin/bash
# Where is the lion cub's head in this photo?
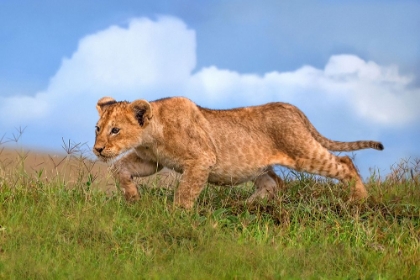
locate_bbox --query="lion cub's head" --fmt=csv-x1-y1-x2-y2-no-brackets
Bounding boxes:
93,97,153,161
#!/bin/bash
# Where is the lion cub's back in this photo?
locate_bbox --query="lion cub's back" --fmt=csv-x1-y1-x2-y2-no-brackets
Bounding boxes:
199,101,303,152
198,102,305,182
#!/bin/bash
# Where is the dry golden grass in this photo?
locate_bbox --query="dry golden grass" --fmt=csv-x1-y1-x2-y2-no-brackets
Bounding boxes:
0,146,179,195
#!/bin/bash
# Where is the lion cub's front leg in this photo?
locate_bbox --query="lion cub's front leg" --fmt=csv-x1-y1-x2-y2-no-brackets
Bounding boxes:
111,151,162,201
174,166,211,209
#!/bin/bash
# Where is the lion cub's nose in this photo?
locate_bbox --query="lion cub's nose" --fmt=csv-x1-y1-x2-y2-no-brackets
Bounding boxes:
94,146,104,154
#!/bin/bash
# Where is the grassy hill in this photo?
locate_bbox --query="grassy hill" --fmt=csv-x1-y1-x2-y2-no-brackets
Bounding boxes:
0,146,419,279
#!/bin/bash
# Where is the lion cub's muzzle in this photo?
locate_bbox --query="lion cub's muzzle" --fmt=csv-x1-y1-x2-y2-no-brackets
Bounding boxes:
93,144,109,161
94,145,104,155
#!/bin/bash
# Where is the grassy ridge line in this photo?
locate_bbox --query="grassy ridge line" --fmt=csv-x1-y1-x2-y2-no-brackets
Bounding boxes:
0,182,419,279
0,146,419,278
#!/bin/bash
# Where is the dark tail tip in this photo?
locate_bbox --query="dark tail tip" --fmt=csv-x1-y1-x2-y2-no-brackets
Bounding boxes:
376,142,384,150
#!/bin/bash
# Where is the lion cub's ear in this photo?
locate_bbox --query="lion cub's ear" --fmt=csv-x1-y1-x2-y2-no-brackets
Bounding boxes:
96,97,117,115
130,99,153,127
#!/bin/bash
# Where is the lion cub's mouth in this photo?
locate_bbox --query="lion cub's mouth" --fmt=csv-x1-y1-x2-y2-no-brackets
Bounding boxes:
93,150,115,162
94,149,130,163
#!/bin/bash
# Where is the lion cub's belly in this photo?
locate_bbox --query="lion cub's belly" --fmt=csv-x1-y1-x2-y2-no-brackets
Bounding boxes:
206,136,274,185
208,162,266,186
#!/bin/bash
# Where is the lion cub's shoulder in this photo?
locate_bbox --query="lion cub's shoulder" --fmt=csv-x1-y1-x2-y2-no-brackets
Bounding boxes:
151,96,202,117
152,96,196,107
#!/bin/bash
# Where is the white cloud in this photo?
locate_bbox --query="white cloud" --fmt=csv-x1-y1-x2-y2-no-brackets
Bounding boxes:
49,17,196,96
0,94,49,123
0,16,419,147
321,55,419,125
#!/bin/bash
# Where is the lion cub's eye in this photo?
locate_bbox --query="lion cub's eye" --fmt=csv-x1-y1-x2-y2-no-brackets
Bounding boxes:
95,126,100,132
111,127,120,135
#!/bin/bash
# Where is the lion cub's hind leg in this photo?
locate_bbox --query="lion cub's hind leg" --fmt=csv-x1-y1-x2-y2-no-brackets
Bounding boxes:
336,155,368,200
247,167,284,203
290,144,368,200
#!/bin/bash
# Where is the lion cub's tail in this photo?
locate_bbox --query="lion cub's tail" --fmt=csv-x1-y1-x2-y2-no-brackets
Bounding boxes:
316,138,384,152
299,111,384,152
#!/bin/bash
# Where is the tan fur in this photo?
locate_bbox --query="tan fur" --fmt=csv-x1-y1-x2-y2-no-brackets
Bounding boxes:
93,96,384,209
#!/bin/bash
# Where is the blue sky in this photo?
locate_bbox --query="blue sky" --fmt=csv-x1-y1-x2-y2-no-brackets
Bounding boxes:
1,0,419,179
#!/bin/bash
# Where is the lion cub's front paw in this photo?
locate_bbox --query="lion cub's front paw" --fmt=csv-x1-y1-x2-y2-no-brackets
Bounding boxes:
174,196,194,210
124,192,140,202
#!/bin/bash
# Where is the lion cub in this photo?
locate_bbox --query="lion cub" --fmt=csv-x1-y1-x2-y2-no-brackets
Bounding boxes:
93,97,383,209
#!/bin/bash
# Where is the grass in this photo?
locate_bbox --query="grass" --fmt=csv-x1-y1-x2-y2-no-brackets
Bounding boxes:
0,142,419,279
